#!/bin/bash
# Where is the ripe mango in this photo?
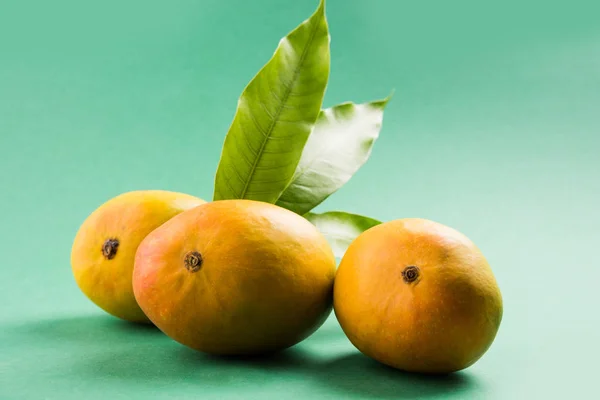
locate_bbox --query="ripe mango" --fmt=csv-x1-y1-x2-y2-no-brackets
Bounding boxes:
71,190,205,322
133,199,336,354
334,218,503,373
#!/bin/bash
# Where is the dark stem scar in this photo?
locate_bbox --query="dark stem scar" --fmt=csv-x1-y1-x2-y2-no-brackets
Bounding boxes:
102,238,119,260
184,251,203,273
401,265,420,283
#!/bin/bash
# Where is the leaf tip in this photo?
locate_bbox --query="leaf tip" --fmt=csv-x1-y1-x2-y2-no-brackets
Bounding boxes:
372,89,395,109
318,0,326,13
386,88,396,102
310,0,326,19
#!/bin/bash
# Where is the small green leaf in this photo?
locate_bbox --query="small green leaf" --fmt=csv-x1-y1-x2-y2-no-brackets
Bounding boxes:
305,211,382,258
276,96,391,215
213,0,330,202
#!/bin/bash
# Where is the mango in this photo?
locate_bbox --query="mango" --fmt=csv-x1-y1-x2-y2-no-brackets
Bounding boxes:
334,218,503,373
71,190,205,323
133,199,336,354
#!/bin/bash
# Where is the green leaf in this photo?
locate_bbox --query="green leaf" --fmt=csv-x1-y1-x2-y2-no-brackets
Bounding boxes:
305,211,382,258
213,0,330,202
275,96,391,215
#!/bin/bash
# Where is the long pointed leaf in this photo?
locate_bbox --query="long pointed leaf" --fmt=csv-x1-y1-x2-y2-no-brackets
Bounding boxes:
305,211,382,258
213,0,330,202
276,96,390,214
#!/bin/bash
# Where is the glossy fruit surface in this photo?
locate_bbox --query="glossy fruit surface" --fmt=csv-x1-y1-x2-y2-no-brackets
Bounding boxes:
334,218,503,373
133,199,336,354
71,190,205,322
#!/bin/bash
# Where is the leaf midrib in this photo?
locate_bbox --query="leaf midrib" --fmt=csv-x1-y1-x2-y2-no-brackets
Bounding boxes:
238,20,322,199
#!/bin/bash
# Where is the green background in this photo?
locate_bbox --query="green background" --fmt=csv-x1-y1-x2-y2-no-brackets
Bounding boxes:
1,0,598,398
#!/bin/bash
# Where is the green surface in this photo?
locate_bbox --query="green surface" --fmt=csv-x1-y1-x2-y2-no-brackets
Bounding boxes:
1,0,599,398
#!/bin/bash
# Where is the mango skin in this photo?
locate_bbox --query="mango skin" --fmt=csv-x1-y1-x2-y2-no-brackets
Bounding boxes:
71,190,205,323
133,199,336,355
334,218,503,374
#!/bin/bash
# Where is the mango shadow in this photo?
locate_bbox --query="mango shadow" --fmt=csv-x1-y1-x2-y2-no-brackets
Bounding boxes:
7,314,161,345
312,352,481,399
73,344,315,386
